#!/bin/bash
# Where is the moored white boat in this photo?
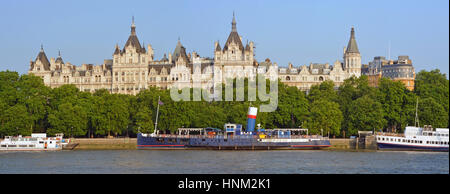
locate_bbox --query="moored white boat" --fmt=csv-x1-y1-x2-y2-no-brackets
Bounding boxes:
0,133,69,151
376,126,449,151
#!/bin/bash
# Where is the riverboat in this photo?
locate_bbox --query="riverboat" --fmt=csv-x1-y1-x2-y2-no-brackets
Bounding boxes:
375,98,449,151
137,97,330,150
0,133,69,151
376,126,449,151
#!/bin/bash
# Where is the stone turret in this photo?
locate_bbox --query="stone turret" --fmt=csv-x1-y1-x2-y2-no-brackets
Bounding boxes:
343,27,361,77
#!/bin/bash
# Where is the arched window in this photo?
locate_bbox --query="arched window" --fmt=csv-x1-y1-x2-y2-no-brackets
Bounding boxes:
319,76,324,81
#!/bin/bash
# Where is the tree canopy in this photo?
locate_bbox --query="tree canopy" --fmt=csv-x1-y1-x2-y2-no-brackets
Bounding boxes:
0,69,448,138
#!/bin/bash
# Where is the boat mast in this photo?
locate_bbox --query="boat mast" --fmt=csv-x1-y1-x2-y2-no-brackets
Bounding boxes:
153,96,160,135
415,97,419,127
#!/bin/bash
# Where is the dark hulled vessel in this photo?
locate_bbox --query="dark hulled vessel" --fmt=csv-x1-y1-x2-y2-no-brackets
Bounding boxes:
137,106,330,150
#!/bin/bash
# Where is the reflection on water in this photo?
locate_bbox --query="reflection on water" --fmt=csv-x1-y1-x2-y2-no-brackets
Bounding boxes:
0,150,448,174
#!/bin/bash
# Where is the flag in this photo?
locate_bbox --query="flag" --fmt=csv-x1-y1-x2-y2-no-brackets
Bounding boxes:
158,100,164,105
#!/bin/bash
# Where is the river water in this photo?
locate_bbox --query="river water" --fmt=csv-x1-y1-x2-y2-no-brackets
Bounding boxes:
0,150,448,174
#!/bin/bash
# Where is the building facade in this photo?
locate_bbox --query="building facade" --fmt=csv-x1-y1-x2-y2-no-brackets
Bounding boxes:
362,55,415,90
29,15,365,94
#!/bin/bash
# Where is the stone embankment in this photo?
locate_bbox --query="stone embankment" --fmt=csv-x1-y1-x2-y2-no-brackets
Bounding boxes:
64,137,376,150
69,138,137,150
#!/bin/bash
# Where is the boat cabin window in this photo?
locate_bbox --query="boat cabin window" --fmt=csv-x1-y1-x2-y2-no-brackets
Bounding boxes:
8,145,16,147
1,145,6,147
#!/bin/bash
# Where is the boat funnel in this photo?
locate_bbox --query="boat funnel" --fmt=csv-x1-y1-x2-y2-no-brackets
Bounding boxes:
247,107,258,132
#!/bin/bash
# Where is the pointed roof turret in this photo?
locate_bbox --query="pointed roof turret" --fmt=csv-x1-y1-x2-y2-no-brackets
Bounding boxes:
215,42,221,51
223,12,244,51
114,44,121,55
123,16,144,53
161,53,168,62
34,45,51,70
55,50,64,64
172,38,185,61
345,27,359,54
245,40,251,51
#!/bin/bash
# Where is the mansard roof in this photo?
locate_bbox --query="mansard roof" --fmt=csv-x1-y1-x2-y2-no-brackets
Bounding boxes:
188,61,213,74
346,27,360,54
148,64,173,75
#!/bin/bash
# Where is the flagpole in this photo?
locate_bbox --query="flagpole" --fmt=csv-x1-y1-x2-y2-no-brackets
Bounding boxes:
154,96,160,135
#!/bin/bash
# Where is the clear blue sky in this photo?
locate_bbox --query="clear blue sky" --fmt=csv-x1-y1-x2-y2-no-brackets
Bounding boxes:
0,0,448,77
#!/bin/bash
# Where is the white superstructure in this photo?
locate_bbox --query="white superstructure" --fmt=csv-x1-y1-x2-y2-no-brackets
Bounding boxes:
0,133,69,151
376,126,449,151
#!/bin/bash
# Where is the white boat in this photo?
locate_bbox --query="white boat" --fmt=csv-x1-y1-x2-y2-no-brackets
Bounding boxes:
0,133,69,151
376,126,449,151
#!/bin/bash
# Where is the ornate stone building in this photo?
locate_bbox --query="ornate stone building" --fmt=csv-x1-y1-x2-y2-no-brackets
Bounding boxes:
29,15,365,94
362,55,415,90
277,27,363,90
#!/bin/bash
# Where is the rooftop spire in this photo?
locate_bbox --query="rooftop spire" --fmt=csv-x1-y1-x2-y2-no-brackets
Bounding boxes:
346,26,360,54
40,44,44,52
131,16,136,35
55,49,64,64
231,11,237,32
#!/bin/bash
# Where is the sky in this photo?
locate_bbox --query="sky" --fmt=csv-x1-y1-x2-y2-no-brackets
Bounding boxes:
0,0,448,77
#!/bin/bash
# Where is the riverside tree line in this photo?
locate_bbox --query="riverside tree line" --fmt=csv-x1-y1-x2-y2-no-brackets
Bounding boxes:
0,69,448,138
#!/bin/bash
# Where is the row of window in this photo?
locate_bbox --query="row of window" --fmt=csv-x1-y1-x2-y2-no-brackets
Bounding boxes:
422,133,449,137
378,137,449,145
284,76,341,82
1,144,36,148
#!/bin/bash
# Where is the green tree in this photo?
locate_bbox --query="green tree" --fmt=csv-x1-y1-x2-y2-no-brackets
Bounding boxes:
0,104,33,136
308,80,338,103
337,75,377,136
377,78,408,132
414,69,449,127
47,103,87,137
135,106,154,133
347,95,386,135
307,99,343,137
274,85,309,128
417,97,448,128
